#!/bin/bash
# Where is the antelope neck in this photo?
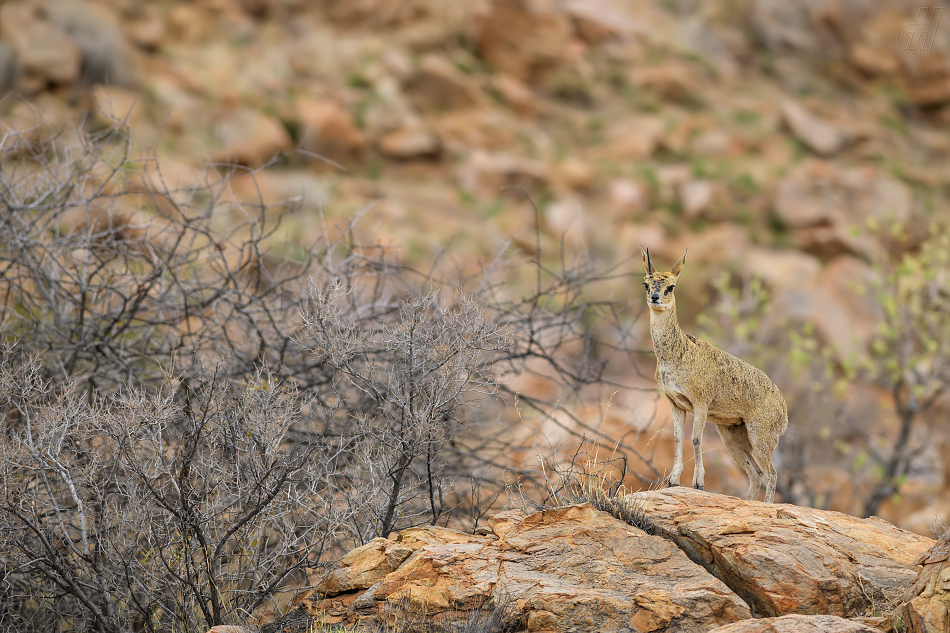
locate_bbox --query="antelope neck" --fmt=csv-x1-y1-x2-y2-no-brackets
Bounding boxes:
649,301,688,359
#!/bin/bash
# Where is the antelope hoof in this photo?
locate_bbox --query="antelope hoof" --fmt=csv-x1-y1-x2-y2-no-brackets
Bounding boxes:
667,481,679,488
694,484,704,491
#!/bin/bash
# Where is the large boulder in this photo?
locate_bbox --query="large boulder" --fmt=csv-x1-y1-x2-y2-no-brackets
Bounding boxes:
250,496,938,633
285,504,751,633
629,487,934,619
0,2,80,87
903,530,950,633
768,254,882,360
773,160,913,260
473,0,576,84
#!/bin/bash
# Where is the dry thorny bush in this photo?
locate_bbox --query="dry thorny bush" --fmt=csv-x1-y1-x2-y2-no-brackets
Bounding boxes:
0,119,657,631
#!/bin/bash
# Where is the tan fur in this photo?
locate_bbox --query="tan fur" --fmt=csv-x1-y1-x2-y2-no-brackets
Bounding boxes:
641,247,788,502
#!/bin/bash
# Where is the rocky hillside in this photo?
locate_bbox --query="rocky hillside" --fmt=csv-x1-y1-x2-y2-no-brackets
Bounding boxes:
2,0,950,530
218,489,946,633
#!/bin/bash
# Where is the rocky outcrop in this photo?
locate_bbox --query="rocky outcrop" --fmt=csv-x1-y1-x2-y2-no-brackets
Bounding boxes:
253,493,933,633
773,161,914,260
903,530,950,633
630,488,932,619
708,614,883,633
284,504,749,633
2,0,948,557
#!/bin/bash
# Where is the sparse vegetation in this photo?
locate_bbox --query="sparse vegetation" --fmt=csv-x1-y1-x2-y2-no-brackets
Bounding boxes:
3,0,950,628
261,593,517,633
858,225,950,517
0,122,656,632
523,442,657,535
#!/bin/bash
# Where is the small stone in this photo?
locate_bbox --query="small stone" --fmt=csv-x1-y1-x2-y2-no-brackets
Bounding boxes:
607,179,648,212
212,108,293,167
127,14,166,50
678,179,714,219
377,126,441,159
563,0,639,44
629,62,702,103
600,116,666,161
690,129,734,157
780,99,847,156
381,47,413,81
551,158,594,193
406,54,485,112
455,150,547,194
492,74,537,117
293,99,367,165
92,85,148,129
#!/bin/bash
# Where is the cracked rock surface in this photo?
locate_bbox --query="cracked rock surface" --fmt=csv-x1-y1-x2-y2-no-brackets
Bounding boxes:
262,492,934,633
630,487,933,619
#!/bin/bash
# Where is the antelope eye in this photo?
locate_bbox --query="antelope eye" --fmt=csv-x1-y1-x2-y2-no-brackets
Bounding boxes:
664,285,675,295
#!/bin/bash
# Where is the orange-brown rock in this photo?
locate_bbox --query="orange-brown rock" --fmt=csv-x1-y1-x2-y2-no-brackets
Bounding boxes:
598,116,666,162
780,99,847,157
405,54,485,112
292,99,367,166
455,150,548,195
773,161,913,260
629,488,934,619
377,126,442,160
903,530,950,633
310,526,477,596
0,3,80,86
492,74,538,117
212,108,293,168
708,614,883,633
563,0,639,45
431,108,519,153
292,504,750,633
629,63,704,104
474,0,575,84
768,254,882,360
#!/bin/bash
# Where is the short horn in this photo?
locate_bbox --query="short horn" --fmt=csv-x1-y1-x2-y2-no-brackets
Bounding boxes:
647,248,654,275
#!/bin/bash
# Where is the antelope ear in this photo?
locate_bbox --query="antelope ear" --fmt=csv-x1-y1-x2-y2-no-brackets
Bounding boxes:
670,249,688,277
640,246,654,275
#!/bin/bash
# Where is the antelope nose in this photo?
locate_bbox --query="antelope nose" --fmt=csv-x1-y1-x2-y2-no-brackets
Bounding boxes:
651,293,659,302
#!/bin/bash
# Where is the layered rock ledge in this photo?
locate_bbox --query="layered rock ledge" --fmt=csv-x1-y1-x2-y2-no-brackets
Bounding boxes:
251,489,936,633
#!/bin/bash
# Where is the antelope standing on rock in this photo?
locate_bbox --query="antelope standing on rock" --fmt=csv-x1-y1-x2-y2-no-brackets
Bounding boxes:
642,247,788,503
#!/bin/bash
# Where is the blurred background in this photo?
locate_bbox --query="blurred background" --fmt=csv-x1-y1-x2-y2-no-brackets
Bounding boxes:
2,0,950,536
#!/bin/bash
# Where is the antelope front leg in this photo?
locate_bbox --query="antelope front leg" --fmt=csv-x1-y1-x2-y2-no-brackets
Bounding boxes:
691,403,709,490
668,403,686,487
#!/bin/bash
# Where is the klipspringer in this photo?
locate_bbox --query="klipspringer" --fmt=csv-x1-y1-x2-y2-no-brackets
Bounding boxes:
642,247,788,503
